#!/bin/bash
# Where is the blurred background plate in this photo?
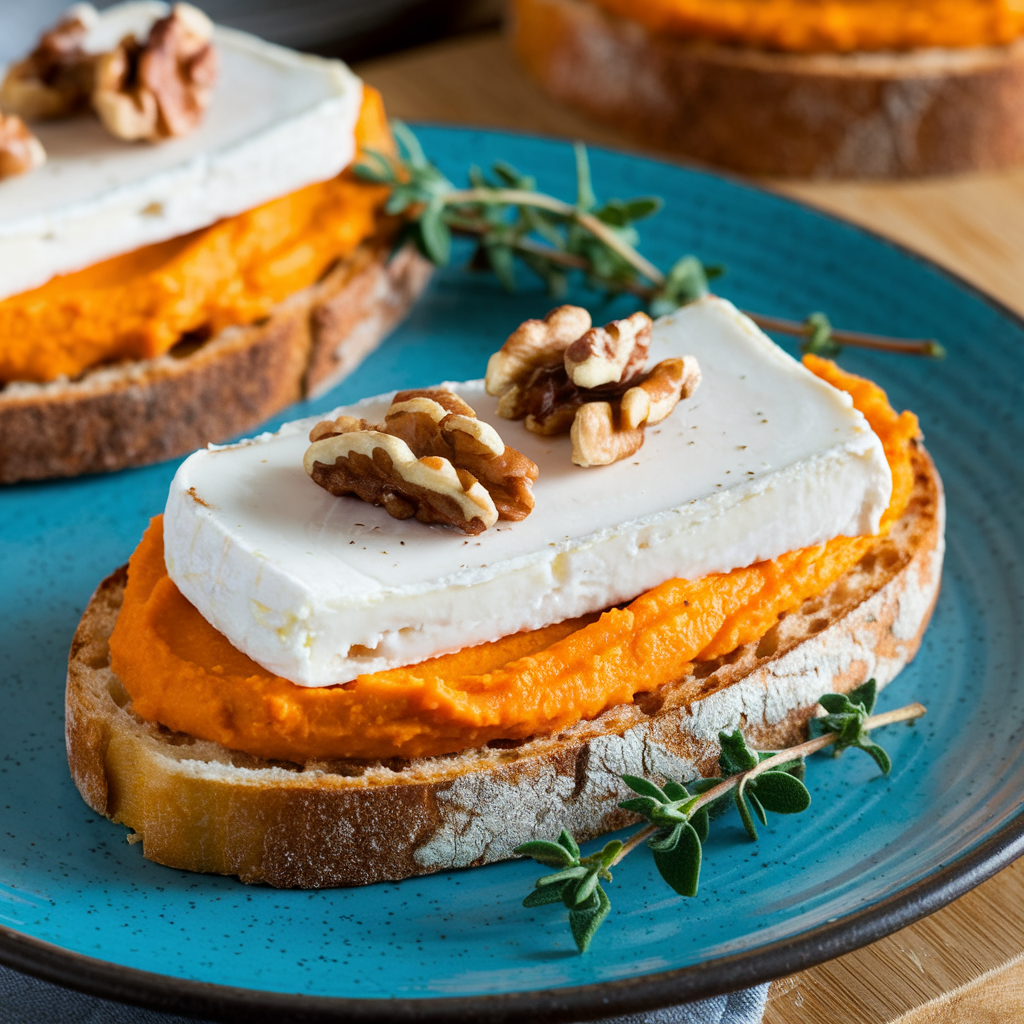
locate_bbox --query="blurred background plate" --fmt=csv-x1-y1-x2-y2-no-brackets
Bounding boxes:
0,127,1023,1021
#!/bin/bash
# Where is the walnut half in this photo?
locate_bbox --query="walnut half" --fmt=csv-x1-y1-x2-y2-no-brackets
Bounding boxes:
0,5,98,121
487,308,701,468
93,3,217,142
304,389,538,534
572,357,702,467
563,311,651,389
304,432,499,536
0,114,46,179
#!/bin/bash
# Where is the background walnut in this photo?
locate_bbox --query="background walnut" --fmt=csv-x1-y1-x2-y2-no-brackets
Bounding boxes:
93,4,218,142
0,114,46,179
0,6,98,121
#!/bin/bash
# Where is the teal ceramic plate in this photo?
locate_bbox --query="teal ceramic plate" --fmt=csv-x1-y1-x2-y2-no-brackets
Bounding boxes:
2,127,1023,1022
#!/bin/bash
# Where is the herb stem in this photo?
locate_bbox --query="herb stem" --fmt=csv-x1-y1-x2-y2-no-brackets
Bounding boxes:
609,823,659,866
446,217,939,358
746,312,944,359
445,187,666,285
608,700,926,867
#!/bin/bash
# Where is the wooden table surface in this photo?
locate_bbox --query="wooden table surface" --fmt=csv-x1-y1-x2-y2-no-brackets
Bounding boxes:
357,31,1024,1024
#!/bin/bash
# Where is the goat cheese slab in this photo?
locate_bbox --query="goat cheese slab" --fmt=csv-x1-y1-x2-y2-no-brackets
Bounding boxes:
163,297,892,686
0,1,363,302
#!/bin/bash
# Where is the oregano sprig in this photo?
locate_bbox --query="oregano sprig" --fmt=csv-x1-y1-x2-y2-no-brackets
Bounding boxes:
516,685,926,953
356,124,944,360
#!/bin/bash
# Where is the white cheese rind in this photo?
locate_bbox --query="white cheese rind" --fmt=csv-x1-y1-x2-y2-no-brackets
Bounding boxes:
0,2,363,302
163,297,892,686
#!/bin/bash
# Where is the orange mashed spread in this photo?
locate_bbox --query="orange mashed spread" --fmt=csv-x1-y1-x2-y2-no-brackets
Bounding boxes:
587,0,1024,51
0,89,393,385
108,357,920,762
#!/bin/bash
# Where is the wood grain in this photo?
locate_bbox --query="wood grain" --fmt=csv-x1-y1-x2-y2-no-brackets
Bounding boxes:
355,30,1024,1022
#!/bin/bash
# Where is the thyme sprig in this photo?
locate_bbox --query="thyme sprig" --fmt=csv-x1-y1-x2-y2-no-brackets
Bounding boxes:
515,680,926,954
356,124,944,361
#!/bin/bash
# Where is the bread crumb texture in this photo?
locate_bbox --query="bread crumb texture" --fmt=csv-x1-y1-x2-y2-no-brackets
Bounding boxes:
0,88,391,384
587,0,1024,51
106,359,920,762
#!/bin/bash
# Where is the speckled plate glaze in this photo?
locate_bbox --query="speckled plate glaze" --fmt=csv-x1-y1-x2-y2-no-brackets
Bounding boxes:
2,127,1023,1023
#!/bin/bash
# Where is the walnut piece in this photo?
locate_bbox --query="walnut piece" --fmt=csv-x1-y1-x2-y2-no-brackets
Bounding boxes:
93,3,217,142
564,311,652,389
304,388,538,532
620,356,702,430
572,357,702,466
571,402,645,468
0,114,47,179
0,4,98,120
498,365,585,436
308,415,372,442
485,305,592,398
488,308,702,467
304,432,498,536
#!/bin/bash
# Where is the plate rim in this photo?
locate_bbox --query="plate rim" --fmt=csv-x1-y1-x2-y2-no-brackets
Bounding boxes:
4,123,1023,1022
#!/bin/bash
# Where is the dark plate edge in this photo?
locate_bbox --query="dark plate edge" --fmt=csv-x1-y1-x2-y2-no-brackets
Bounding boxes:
3,125,1023,1022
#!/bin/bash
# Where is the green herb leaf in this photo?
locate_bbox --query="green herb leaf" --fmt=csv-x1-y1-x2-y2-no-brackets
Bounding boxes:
801,311,841,358
810,685,893,776
847,678,879,715
719,729,760,775
558,829,581,859
647,824,683,853
622,775,669,801
484,240,517,291
735,788,759,842
392,120,428,170
624,196,662,221
523,883,569,907
353,148,397,185
751,771,812,814
569,870,601,907
662,780,691,801
691,805,711,843
536,865,588,887
652,821,702,897
619,796,662,818
573,142,596,212
568,885,611,953
747,789,769,827
418,200,452,266
515,840,575,868
859,741,893,777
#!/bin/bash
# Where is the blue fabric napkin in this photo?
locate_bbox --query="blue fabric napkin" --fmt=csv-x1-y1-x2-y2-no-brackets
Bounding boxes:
0,964,768,1023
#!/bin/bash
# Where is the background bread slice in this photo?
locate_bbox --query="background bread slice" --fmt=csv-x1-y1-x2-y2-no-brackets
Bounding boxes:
65,445,943,889
0,240,432,484
509,0,1024,178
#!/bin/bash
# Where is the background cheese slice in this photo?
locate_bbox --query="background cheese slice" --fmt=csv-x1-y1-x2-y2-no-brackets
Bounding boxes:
163,297,892,686
0,1,363,302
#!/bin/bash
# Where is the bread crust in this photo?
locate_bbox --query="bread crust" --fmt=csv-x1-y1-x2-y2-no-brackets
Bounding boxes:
510,0,1024,178
66,445,943,888
0,241,432,484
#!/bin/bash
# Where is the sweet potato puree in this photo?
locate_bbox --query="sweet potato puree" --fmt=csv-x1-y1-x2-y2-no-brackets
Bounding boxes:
586,0,1024,51
0,89,393,385
108,357,920,761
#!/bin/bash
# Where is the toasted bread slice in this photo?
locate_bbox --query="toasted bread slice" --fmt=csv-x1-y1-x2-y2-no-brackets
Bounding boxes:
65,444,943,888
510,0,1024,178
0,240,432,484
